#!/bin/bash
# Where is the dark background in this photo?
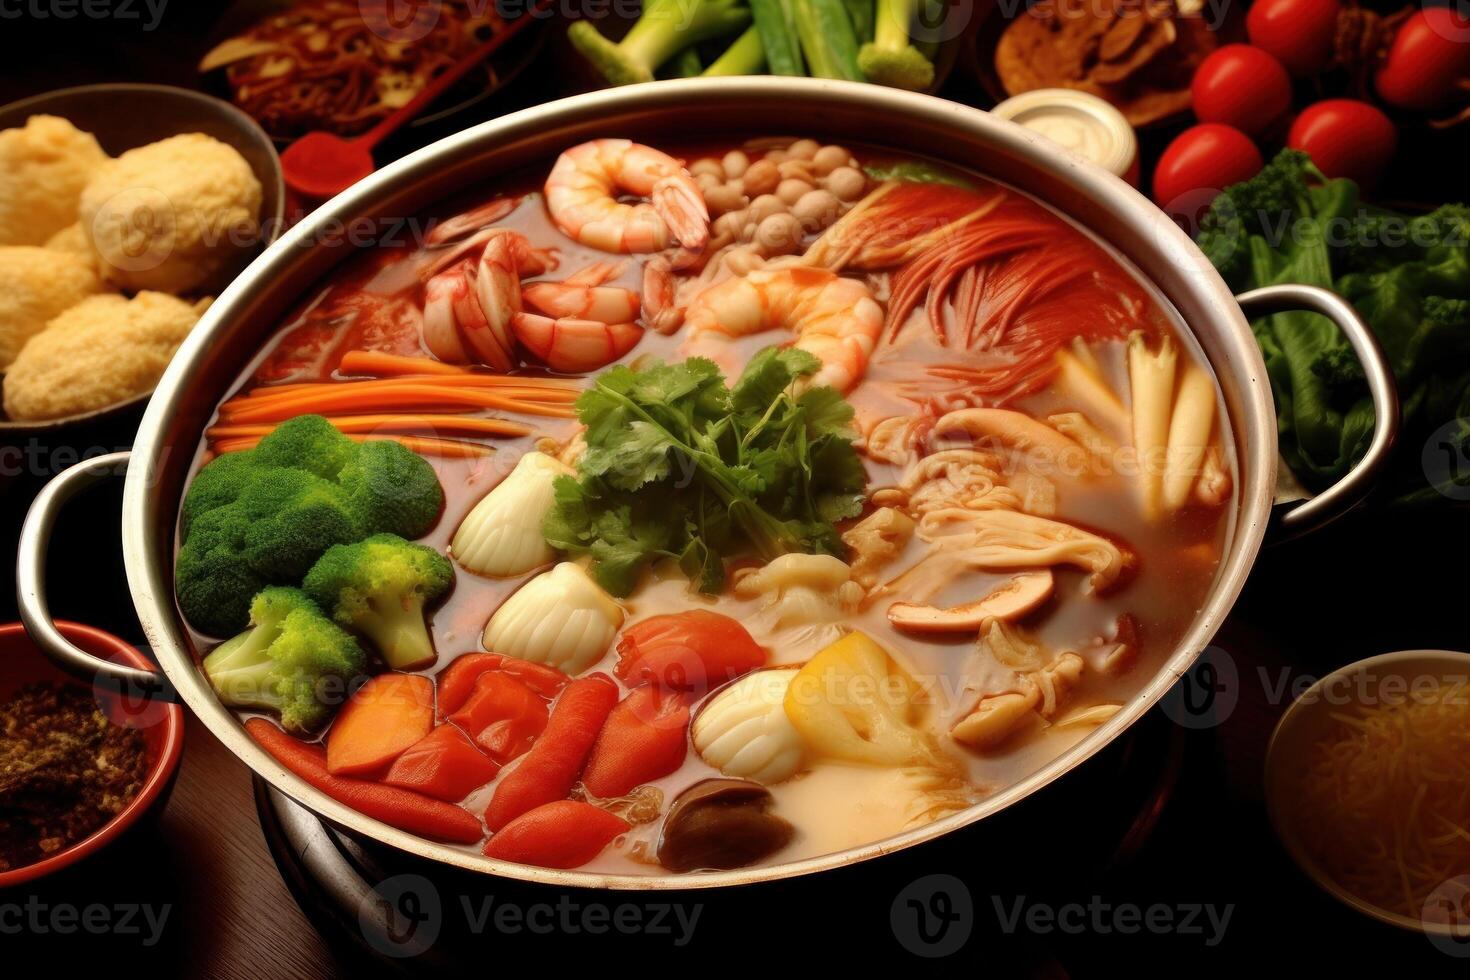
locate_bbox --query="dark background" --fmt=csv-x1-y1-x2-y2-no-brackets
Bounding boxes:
2,1,1469,975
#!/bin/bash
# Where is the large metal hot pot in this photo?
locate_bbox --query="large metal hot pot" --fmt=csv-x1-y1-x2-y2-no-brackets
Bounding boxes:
17,79,1397,890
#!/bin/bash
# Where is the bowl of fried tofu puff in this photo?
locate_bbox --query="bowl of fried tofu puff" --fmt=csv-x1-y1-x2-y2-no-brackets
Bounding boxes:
0,84,284,430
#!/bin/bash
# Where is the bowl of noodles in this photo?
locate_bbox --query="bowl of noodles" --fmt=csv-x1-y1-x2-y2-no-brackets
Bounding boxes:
1266,650,1470,937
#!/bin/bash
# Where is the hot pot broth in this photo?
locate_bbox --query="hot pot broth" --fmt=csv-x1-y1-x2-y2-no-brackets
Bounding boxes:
178,137,1233,875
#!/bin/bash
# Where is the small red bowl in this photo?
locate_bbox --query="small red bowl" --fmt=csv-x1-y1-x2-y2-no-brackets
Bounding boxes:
0,621,184,887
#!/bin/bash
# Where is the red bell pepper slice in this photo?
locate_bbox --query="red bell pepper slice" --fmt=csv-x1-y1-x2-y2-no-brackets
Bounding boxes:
614,610,766,692
437,652,568,717
482,799,629,869
581,685,691,799
382,724,500,802
484,673,619,831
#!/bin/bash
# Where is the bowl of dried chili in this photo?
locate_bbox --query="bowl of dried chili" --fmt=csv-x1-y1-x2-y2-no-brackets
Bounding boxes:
0,621,184,886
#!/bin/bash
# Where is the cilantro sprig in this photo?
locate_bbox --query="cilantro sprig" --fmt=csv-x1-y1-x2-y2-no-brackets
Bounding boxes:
542,347,867,596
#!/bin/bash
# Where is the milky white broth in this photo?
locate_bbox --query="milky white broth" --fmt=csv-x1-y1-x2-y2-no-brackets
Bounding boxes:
181,141,1235,874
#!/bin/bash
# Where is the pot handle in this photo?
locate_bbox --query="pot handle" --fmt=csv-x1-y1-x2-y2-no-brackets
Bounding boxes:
16,450,173,697
1235,283,1399,540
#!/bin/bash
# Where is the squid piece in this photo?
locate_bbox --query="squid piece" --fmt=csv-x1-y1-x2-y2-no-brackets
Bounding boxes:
1163,363,1218,512
932,407,1084,462
841,507,916,590
1127,331,1178,519
451,452,573,577
952,649,1085,751
909,509,1130,593
482,562,624,674
732,554,862,629
691,668,805,785
784,632,938,769
887,569,1055,634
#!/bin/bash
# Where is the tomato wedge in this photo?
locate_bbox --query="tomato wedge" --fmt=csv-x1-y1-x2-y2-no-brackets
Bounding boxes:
383,724,500,801
437,652,567,717
582,686,691,798
614,610,766,692
447,671,550,765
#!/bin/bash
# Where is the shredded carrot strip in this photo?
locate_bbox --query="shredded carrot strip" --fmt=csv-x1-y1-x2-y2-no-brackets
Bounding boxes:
213,432,493,458
338,350,470,377
241,376,581,403
208,414,534,439
219,384,577,423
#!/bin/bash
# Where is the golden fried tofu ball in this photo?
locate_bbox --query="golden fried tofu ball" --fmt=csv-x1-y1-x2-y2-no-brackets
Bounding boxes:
3,292,210,420
0,115,109,247
43,222,96,266
79,133,262,295
0,245,105,370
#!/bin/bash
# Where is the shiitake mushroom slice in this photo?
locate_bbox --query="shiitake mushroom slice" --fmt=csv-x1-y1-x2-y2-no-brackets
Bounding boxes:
656,778,795,873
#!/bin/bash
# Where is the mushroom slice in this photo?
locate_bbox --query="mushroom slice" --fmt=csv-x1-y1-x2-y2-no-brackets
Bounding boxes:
887,569,1054,634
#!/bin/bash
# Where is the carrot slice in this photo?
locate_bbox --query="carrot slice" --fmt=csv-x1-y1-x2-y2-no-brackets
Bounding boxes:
246,718,482,843
207,415,533,439
212,433,494,458
482,799,628,868
437,653,568,716
219,384,576,422
382,724,500,802
448,672,550,766
339,350,470,377
484,674,619,831
326,673,435,777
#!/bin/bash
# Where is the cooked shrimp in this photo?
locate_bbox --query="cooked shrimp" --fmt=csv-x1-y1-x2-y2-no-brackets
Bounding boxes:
425,197,518,246
522,262,641,323
544,139,709,253
423,259,514,370
641,256,682,334
681,266,883,391
511,313,643,373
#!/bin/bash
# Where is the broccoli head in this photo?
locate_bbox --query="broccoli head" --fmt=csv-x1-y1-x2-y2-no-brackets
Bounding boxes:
251,413,359,481
202,586,365,734
337,438,444,539
175,415,446,637
303,533,454,671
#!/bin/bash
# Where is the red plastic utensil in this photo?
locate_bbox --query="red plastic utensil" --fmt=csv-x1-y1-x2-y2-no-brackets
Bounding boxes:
280,3,550,200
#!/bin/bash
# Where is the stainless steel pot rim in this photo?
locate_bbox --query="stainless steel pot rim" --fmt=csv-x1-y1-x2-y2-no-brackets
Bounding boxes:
121,78,1279,889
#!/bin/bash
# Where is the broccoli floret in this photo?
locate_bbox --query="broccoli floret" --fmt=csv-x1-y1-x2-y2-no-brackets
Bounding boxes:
175,416,446,637
236,469,362,580
251,413,358,481
180,450,258,536
337,439,443,539
203,586,365,734
303,534,454,670
858,0,935,90
568,0,751,86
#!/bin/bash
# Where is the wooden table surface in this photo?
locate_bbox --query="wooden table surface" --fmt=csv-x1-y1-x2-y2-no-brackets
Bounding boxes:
3,3,1468,975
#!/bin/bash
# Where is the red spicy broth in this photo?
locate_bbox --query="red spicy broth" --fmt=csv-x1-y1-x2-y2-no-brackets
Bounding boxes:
177,137,1235,874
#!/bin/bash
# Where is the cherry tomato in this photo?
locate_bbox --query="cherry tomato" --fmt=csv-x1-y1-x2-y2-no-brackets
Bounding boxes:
1374,7,1470,111
1190,44,1294,138
1287,99,1398,189
1152,124,1264,223
1246,0,1341,76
